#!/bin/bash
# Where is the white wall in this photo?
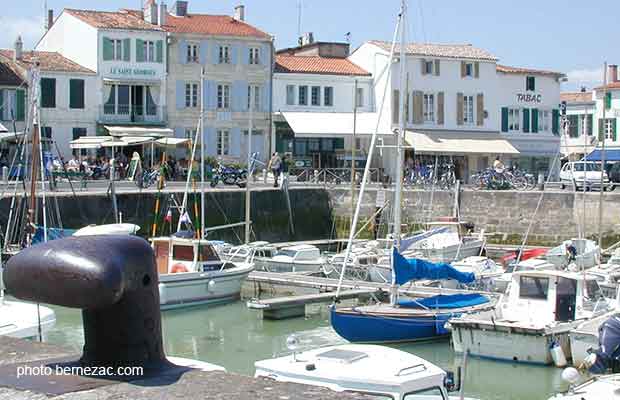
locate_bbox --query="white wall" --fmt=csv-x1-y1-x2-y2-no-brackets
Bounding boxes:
594,88,620,146
36,12,98,73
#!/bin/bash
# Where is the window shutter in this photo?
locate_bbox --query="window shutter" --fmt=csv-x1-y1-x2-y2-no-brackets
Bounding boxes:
415,91,424,124
412,91,420,124
598,119,605,141
568,115,579,138
156,40,163,63
241,45,249,65
531,109,539,133
261,44,271,66
392,90,400,124
199,41,209,64
501,107,509,132
0,89,4,120
476,93,484,126
606,92,612,109
136,39,145,62
123,39,131,61
262,84,270,113
212,43,220,65
231,80,245,112
460,62,466,78
103,37,113,61
69,79,84,109
552,109,559,135
613,119,618,142
230,127,241,157
420,59,426,75
456,93,464,125
587,115,593,136
231,45,239,64
178,40,187,64
434,59,440,76
474,62,480,78
176,80,185,109
40,78,56,108
523,109,530,133
437,92,444,125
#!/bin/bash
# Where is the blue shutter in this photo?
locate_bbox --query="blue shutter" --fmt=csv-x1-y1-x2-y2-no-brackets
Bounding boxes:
240,44,249,65
176,81,185,109
0,89,4,120
212,43,220,64
231,44,239,65
251,132,264,160
178,39,187,64
232,80,245,112
204,80,217,110
204,126,217,156
261,44,270,66
261,84,270,113
174,127,185,139
230,127,241,157
199,40,209,64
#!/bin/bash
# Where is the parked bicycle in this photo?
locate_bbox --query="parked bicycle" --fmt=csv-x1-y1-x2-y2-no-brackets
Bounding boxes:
470,167,532,191
135,168,161,189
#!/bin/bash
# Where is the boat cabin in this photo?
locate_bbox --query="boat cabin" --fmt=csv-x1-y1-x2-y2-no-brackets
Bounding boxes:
224,242,278,263
503,271,608,325
274,244,322,261
151,237,233,275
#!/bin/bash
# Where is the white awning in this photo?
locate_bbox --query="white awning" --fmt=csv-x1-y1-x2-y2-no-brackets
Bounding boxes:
155,138,189,146
0,131,26,143
70,137,110,149
280,111,389,137
404,131,519,155
101,136,155,147
104,126,173,138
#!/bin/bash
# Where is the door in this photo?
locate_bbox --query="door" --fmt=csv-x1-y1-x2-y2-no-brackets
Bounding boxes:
154,242,170,275
132,85,144,121
555,277,577,322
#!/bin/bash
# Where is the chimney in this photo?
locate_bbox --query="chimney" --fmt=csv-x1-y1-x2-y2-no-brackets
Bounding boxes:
158,2,167,26
300,32,314,46
143,0,158,25
14,36,23,61
171,1,188,17
609,65,619,83
47,9,54,31
234,5,245,21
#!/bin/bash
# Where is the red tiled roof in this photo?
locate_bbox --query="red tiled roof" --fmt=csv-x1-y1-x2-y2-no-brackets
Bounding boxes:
275,55,370,76
0,50,94,74
0,57,26,86
368,40,497,61
65,8,163,31
162,13,270,39
594,81,620,90
497,64,564,77
560,91,594,104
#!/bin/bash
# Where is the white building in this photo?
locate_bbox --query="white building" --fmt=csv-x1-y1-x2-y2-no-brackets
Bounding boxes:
560,90,596,160
0,37,97,158
164,2,273,163
272,40,375,168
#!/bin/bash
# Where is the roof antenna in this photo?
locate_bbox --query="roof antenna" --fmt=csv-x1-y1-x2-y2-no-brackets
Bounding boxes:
297,0,303,38
43,0,48,31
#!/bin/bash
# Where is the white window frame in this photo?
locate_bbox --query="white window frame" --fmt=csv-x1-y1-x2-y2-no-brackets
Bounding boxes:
581,115,589,136
219,45,231,64
324,86,334,107
185,83,199,108
187,43,199,63
606,119,614,140
249,47,260,65
298,86,308,106
463,95,475,125
356,87,364,108
217,84,231,110
247,85,260,111
311,86,321,106
112,39,123,61
423,93,435,123
217,129,230,156
508,108,520,132
144,40,155,62
539,110,550,132
286,85,295,105
464,63,474,78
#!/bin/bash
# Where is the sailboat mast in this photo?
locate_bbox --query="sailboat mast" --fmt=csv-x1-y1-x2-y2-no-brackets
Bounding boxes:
390,0,407,306
200,67,206,239
245,87,253,244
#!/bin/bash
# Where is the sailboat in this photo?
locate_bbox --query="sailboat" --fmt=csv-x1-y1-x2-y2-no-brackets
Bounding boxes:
329,0,495,343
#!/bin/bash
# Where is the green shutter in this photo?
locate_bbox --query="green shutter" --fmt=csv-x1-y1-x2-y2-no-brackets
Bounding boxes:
103,37,113,61
599,119,605,141
123,38,131,61
0,89,4,120
523,108,530,133
69,79,84,109
501,107,509,132
156,40,163,63
136,39,144,62
568,115,579,138
40,78,56,108
15,89,25,121
551,109,559,135
613,119,618,142
531,109,539,133
587,115,593,136
606,92,612,109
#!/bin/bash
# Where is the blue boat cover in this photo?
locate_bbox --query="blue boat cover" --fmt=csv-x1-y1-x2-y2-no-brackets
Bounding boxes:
400,227,449,252
398,294,489,309
32,226,76,245
586,149,620,162
590,313,620,374
392,248,475,285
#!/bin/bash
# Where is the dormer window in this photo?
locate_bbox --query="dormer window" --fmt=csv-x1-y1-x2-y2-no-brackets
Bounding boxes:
526,76,536,91
464,63,473,77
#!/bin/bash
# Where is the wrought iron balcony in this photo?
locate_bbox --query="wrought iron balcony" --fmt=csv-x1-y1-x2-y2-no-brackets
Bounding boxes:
99,104,166,125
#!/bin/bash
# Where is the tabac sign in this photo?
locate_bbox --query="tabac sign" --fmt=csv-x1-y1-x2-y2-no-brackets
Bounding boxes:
516,93,542,104
108,66,157,77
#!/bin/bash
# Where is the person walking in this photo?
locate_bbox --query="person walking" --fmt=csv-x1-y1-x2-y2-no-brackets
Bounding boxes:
268,152,282,188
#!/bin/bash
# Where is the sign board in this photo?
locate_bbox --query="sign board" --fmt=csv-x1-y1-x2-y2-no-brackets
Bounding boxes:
108,67,157,77
516,93,542,104
375,190,386,208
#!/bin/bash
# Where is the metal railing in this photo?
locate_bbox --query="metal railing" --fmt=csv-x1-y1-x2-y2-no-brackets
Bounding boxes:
100,105,166,124
290,167,382,185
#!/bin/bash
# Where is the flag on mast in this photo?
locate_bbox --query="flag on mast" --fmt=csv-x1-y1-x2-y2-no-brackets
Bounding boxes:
164,209,172,223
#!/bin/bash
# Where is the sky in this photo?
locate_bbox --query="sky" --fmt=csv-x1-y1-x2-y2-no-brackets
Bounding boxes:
0,0,613,91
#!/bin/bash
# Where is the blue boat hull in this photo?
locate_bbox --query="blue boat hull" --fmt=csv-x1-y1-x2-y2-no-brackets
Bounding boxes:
330,306,456,343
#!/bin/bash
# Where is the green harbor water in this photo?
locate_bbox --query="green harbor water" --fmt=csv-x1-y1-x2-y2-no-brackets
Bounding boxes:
46,299,569,400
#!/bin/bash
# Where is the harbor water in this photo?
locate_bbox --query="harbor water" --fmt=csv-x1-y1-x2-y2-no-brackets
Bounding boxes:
46,298,568,400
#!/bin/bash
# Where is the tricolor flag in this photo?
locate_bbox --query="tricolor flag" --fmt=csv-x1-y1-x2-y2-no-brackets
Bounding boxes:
164,209,172,223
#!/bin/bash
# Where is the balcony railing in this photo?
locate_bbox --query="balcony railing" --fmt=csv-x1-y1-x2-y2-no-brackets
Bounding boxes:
100,105,166,124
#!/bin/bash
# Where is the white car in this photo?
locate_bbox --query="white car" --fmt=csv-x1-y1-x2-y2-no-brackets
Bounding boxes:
559,161,609,191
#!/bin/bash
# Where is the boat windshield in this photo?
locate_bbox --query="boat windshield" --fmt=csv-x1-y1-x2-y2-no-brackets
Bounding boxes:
278,249,297,258
585,279,603,300
574,162,601,172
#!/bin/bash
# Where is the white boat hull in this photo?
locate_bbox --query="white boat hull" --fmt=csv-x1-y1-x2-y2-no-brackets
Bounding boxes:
255,259,323,274
0,300,56,340
158,264,253,310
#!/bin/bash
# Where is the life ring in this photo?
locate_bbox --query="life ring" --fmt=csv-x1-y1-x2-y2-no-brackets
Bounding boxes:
170,264,189,273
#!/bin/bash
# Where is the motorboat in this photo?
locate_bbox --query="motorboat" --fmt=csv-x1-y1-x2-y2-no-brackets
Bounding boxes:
547,238,600,270
547,373,620,400
586,265,620,299
0,298,56,340
500,247,549,267
259,244,326,274
492,258,557,293
221,241,278,264
570,312,620,367
450,270,612,365
331,250,496,343
255,342,473,400
73,223,140,236
324,247,385,281
151,234,253,310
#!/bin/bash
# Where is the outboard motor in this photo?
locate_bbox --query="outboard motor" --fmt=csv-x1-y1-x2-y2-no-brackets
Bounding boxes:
589,314,620,374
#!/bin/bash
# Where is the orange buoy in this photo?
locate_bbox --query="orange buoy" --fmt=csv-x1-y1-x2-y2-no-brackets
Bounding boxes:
170,264,189,273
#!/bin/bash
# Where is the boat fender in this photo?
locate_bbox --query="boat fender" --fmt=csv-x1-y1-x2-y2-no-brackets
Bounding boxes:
305,363,316,371
550,340,567,368
171,264,189,273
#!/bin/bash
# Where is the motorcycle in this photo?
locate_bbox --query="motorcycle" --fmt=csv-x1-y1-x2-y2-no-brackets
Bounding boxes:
210,163,247,188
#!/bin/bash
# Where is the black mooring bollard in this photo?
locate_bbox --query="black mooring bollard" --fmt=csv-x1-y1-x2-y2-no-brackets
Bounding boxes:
3,235,169,370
